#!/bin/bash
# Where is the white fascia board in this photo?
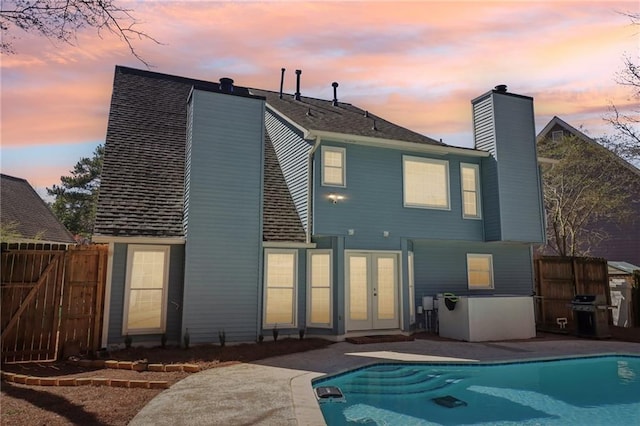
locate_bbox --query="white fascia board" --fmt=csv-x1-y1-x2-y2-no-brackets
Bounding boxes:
92,236,186,245
308,130,490,157
263,241,317,249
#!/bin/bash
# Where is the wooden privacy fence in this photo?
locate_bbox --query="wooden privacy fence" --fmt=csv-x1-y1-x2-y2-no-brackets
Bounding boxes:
534,256,612,333
1,243,108,363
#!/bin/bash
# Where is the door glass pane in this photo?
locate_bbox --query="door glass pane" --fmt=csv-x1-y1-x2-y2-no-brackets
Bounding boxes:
128,289,162,329
265,288,294,324
267,253,294,288
349,256,368,321
311,288,330,324
310,253,331,325
376,257,395,320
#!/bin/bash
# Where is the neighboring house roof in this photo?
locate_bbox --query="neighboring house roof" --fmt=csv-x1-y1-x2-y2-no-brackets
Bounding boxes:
0,174,75,243
537,116,640,177
608,261,640,275
250,88,445,146
94,66,306,242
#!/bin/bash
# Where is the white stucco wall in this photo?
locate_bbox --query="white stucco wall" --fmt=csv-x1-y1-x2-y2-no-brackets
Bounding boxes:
438,295,535,342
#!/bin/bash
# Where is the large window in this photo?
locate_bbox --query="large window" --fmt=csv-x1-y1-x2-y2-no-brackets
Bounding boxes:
467,254,494,289
322,146,346,187
403,156,450,209
460,163,481,219
263,249,297,328
307,250,332,328
123,245,170,335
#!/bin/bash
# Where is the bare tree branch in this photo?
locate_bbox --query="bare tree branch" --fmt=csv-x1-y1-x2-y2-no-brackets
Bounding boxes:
539,135,635,257
0,0,160,67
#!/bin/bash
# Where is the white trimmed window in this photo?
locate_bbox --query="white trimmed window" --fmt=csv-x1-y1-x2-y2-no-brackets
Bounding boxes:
403,156,450,209
307,250,332,328
123,245,170,335
322,146,346,187
460,163,481,219
408,252,415,324
467,254,494,289
551,130,564,142
263,249,297,328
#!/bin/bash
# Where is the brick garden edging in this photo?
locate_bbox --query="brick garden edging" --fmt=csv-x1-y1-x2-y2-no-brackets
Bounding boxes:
0,360,201,389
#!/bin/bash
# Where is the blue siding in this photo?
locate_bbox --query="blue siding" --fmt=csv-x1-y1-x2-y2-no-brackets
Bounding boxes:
480,156,501,241
313,142,484,245
107,243,127,345
412,240,534,302
472,92,545,243
107,243,184,346
183,89,265,343
493,94,545,242
264,109,312,232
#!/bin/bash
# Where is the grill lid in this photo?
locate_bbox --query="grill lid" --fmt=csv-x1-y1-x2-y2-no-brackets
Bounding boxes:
572,295,597,304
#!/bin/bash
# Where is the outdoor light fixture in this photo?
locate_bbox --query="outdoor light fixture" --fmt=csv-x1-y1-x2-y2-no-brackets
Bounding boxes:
328,193,345,204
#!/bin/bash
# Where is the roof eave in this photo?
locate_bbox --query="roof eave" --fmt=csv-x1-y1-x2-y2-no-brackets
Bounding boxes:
307,129,490,157
92,235,186,244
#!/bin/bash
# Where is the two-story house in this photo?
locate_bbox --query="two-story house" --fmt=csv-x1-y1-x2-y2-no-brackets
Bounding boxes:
94,66,545,346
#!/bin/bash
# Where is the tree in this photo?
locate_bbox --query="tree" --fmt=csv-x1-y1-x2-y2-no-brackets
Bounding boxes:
539,135,634,257
47,144,104,238
0,0,158,66
603,12,640,164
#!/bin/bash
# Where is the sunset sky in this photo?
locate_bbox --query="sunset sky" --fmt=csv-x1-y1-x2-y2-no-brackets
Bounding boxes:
1,0,638,198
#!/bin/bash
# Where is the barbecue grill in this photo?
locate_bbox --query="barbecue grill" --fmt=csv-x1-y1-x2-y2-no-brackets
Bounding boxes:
570,294,611,338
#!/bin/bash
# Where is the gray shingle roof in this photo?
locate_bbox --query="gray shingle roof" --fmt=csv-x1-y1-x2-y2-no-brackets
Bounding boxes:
0,174,75,243
263,133,306,242
250,88,444,146
94,67,191,237
95,66,306,242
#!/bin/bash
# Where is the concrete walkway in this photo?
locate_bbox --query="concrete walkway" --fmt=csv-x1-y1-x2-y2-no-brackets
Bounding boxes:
129,338,640,425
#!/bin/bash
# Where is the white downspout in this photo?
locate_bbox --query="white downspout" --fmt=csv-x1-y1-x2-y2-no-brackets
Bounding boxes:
306,136,322,243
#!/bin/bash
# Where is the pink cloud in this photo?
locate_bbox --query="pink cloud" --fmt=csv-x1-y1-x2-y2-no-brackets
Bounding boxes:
1,0,636,157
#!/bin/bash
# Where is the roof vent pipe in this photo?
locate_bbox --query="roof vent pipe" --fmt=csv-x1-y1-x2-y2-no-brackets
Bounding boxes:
495,84,507,93
219,77,234,93
294,69,302,101
332,82,339,106
279,68,285,99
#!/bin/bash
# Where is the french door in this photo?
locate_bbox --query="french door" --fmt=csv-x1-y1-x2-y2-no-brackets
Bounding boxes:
346,252,400,331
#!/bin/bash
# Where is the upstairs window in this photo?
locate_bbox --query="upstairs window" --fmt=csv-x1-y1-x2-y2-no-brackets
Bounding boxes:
460,163,481,219
322,146,346,187
403,156,450,209
467,254,494,289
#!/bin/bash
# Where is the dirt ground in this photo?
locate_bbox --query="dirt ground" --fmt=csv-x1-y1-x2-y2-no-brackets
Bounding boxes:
0,338,332,426
2,328,639,426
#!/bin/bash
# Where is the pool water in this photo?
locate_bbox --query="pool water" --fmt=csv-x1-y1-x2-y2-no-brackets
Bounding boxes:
314,355,640,425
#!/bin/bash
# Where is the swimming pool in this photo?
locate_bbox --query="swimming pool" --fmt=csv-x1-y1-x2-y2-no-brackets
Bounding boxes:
313,355,640,425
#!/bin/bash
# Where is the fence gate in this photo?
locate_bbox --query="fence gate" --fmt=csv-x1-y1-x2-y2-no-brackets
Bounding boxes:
1,243,107,363
535,256,611,333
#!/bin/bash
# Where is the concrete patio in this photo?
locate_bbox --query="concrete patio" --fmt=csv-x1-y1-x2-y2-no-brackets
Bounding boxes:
129,338,640,425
